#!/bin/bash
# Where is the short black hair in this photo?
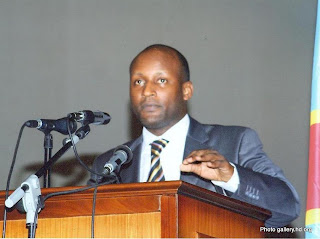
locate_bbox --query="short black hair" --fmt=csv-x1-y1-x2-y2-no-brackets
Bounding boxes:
130,44,190,82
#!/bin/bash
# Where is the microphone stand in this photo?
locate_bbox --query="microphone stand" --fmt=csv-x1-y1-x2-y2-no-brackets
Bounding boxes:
5,125,90,238
35,124,90,179
43,132,53,188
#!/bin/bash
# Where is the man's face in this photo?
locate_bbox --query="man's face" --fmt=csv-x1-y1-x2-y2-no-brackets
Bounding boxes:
130,49,191,136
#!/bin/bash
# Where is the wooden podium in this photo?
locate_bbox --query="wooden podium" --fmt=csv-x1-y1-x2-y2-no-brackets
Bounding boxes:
0,181,271,238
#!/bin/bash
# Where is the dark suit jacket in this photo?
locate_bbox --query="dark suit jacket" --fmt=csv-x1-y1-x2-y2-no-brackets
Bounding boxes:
89,117,300,228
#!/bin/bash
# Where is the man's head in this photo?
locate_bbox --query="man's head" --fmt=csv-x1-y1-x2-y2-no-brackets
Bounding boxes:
130,44,193,136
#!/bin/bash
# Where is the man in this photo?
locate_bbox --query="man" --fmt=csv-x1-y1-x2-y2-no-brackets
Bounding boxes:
89,44,300,228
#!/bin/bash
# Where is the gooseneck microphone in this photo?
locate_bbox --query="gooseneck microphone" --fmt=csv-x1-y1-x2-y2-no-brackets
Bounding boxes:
68,110,111,125
25,117,77,135
103,145,133,175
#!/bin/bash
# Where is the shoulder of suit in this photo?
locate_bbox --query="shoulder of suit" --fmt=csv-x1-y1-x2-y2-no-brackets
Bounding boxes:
199,122,258,138
204,125,261,149
188,117,258,142
192,117,252,134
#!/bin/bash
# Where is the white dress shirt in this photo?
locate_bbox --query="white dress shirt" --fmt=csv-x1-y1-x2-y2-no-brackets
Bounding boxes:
139,114,189,182
139,114,239,193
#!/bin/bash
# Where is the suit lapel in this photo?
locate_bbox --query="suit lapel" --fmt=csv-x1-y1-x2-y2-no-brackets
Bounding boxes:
183,117,210,158
181,117,209,185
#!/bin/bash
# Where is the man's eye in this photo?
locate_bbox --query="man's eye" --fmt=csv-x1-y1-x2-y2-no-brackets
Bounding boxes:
134,79,144,85
158,78,167,83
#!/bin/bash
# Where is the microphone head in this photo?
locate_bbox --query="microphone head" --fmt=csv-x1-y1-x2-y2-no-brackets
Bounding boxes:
103,145,133,175
113,145,133,164
99,112,111,125
89,111,111,125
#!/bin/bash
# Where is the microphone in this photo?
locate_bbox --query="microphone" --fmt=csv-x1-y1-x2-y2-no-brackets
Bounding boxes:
26,117,77,135
103,145,133,175
68,110,111,125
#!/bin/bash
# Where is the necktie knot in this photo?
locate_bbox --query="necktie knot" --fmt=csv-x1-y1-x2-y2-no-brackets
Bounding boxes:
147,139,169,182
150,139,169,157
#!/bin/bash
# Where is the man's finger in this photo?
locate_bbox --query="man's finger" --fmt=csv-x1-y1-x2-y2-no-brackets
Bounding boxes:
180,162,201,174
184,152,220,164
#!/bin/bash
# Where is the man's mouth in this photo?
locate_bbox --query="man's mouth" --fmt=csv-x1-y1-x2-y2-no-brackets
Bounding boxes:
141,103,161,112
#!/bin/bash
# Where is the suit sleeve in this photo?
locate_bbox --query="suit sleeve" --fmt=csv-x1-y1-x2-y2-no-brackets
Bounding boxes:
230,128,300,228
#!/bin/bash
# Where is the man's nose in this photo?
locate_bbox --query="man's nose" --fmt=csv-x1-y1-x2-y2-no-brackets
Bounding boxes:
142,82,156,97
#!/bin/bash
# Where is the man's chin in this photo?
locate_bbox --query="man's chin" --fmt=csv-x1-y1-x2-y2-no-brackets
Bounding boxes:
141,120,163,130
139,117,166,130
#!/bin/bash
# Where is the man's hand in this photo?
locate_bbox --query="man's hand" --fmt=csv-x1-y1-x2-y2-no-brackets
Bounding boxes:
180,149,234,182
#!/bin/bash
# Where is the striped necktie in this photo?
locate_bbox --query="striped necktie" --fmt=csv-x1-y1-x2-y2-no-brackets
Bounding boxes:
147,139,169,182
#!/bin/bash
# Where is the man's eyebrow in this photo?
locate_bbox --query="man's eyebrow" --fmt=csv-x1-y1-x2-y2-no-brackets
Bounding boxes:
131,72,144,76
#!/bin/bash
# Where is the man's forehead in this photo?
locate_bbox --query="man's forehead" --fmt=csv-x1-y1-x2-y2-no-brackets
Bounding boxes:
132,48,180,68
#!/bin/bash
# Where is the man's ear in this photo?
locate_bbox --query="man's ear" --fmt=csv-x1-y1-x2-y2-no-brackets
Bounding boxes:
182,81,194,101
